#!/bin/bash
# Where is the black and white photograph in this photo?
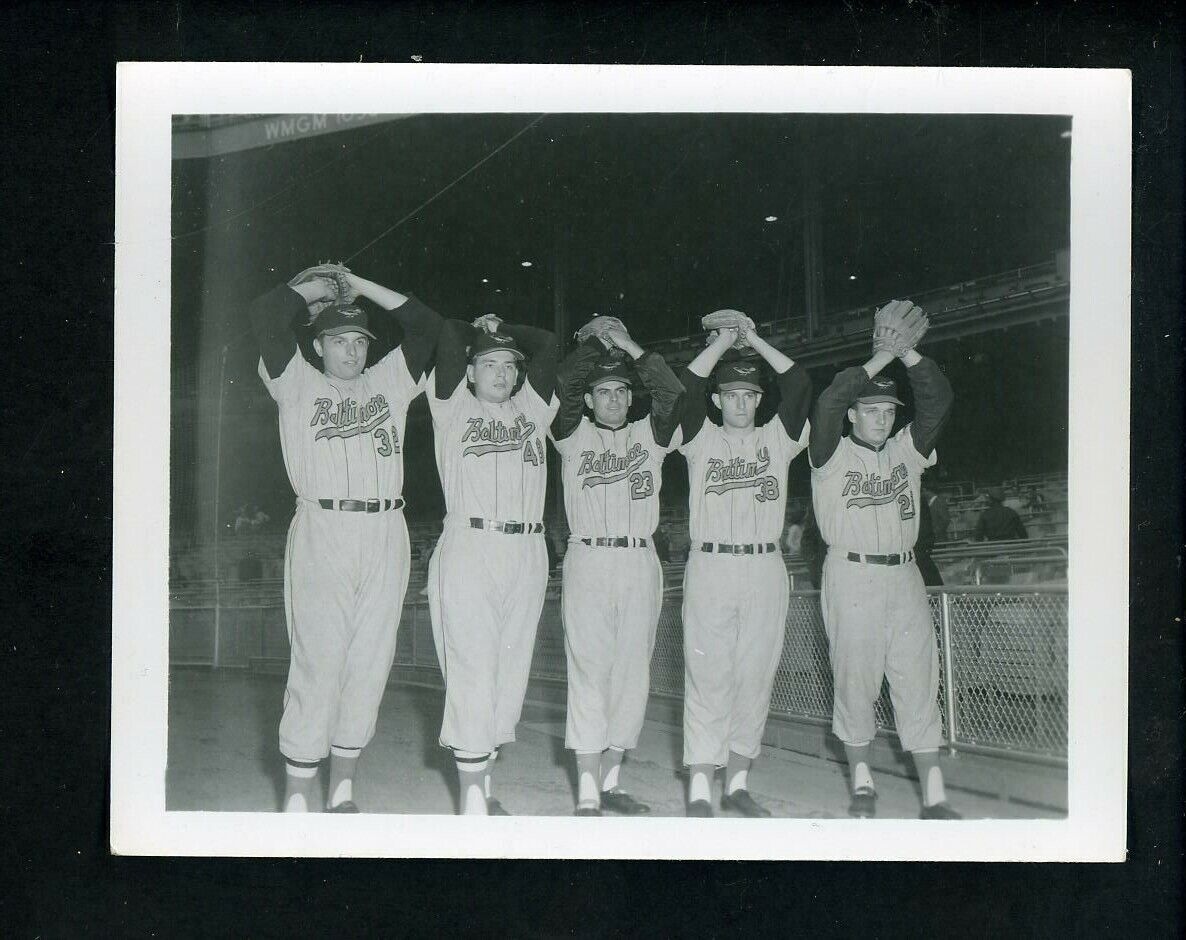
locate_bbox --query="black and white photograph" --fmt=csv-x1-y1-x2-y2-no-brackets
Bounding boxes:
112,64,1129,859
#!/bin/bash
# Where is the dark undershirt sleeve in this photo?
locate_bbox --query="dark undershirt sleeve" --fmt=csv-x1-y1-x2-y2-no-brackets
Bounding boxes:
772,364,812,441
676,367,710,445
635,352,685,447
905,356,954,457
373,295,443,382
551,341,602,440
809,366,869,468
248,284,305,379
500,323,559,400
434,319,471,399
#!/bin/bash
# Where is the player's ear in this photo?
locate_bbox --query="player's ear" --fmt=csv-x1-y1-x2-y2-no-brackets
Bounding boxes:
313,336,324,358
466,363,476,385
846,406,857,424
711,392,721,410
583,392,594,410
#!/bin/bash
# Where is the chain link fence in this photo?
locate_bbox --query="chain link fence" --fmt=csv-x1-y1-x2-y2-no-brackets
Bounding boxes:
170,580,1067,762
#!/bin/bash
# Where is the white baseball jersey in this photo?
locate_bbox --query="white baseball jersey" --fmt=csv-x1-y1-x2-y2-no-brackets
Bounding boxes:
811,426,934,554
259,349,423,499
553,416,670,538
427,376,558,523
680,417,809,545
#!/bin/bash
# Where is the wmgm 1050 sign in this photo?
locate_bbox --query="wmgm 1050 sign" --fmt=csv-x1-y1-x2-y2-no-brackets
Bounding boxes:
172,113,412,160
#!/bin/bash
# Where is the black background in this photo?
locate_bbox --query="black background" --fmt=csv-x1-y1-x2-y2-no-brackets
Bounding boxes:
1,1,1181,936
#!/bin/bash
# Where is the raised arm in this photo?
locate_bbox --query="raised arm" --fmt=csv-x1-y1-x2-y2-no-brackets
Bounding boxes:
676,328,735,444
345,274,443,382
604,329,685,447
809,349,895,468
433,319,472,399
499,322,559,400
249,281,330,379
551,340,602,440
744,328,811,440
899,349,954,457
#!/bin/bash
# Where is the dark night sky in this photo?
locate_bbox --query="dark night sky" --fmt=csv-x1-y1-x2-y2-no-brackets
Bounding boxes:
170,112,1070,529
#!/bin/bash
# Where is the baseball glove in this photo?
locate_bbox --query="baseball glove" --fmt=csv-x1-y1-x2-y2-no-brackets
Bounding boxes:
574,315,628,349
872,300,929,357
472,313,504,334
701,309,755,350
289,261,354,323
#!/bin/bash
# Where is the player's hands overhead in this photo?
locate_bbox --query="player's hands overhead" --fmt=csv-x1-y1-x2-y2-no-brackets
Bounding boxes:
472,313,503,334
603,327,643,357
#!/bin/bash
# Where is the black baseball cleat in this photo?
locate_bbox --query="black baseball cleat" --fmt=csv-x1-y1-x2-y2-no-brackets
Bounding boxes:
686,799,714,818
848,787,877,819
574,801,602,817
720,789,772,818
327,800,360,814
600,789,651,816
919,802,962,820
486,798,511,816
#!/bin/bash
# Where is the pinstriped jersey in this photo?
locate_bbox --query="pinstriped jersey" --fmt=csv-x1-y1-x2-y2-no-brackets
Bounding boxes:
810,426,935,553
258,348,423,499
679,417,809,545
428,374,559,524
553,416,671,538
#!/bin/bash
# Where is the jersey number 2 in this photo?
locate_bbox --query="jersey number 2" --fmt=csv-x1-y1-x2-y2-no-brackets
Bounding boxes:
629,471,654,500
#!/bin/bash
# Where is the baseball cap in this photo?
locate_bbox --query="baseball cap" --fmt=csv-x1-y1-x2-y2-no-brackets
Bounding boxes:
469,330,526,361
854,374,904,406
715,360,763,393
312,303,376,339
586,350,634,388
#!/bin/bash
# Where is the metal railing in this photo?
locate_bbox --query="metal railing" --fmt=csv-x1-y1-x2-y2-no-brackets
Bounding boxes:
170,579,1067,762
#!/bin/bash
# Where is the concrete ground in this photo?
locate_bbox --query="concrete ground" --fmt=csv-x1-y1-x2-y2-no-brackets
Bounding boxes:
166,668,1063,819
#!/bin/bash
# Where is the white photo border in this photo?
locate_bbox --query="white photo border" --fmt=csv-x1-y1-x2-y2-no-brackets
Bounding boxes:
112,62,1130,860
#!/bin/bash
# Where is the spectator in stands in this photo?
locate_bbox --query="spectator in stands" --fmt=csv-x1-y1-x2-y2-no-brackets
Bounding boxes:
250,505,270,531
783,506,806,556
921,487,950,544
234,505,252,537
973,487,1028,541
1002,487,1026,517
1025,485,1047,514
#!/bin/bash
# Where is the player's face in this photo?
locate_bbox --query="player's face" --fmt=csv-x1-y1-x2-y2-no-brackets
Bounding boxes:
714,389,761,429
584,381,632,428
315,331,370,381
468,351,521,403
848,401,897,445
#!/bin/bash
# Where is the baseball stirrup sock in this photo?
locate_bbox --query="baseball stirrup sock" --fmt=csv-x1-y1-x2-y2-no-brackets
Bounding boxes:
725,753,753,795
600,747,624,792
689,765,714,804
910,749,947,806
454,751,490,814
485,747,498,799
843,742,873,792
283,761,320,813
329,750,359,809
576,752,601,805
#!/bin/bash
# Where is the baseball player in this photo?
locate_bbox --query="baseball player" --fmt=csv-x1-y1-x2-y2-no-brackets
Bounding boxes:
810,299,959,820
249,264,441,813
425,313,558,815
675,317,812,818
550,319,684,817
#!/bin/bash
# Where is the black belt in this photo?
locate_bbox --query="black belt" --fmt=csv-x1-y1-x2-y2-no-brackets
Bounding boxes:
699,542,779,555
845,551,914,566
468,517,544,535
578,537,650,548
317,498,405,513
